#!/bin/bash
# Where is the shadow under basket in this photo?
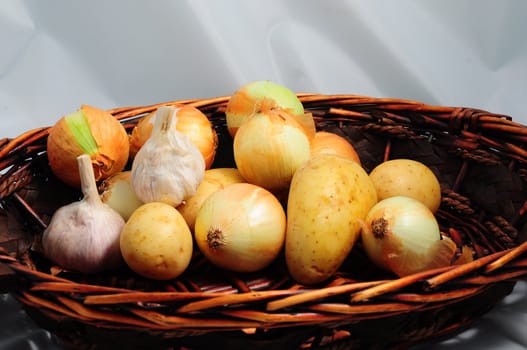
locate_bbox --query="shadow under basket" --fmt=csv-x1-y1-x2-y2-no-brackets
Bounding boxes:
1,94,527,350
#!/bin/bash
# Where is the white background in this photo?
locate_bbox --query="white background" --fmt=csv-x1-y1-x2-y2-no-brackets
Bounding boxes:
1,1,527,349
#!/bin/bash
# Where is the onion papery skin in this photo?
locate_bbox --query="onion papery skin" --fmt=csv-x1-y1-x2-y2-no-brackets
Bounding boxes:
99,171,144,221
225,80,313,138
194,183,286,273
177,168,246,231
47,104,129,188
233,109,311,191
361,196,456,277
129,106,217,169
310,131,361,165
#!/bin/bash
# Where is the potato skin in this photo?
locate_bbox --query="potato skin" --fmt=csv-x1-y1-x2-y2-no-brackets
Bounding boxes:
285,154,378,285
120,202,193,280
369,159,441,213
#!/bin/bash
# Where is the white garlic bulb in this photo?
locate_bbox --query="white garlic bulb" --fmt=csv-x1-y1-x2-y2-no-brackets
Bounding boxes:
131,106,206,207
42,154,125,273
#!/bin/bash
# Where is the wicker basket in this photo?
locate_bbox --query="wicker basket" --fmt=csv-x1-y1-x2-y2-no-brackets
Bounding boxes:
1,94,527,350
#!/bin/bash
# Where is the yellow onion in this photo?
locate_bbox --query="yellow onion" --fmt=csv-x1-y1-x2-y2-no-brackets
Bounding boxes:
310,131,361,165
194,183,286,273
47,105,129,188
453,245,475,265
360,196,457,277
129,105,217,169
233,108,311,191
99,171,144,221
225,80,315,139
177,168,246,231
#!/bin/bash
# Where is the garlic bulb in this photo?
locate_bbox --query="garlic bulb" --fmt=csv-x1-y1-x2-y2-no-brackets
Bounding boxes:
42,154,125,273
129,106,218,169
131,106,205,207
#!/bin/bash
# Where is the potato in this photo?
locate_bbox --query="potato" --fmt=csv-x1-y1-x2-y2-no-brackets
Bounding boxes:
285,154,378,285
369,159,441,212
120,202,193,280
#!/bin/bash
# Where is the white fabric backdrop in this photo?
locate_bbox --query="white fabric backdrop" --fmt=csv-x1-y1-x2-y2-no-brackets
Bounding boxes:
1,1,527,349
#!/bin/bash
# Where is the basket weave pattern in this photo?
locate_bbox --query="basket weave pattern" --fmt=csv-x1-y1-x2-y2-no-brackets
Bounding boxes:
1,94,527,349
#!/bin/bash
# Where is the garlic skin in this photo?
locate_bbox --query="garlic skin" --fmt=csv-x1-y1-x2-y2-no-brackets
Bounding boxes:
42,154,125,274
129,106,218,169
131,106,205,207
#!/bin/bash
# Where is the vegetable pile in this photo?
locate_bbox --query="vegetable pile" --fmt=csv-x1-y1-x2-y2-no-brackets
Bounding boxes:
41,80,474,284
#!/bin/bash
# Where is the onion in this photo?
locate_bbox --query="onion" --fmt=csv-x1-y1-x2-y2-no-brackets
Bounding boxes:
47,105,129,188
194,183,286,273
310,131,361,164
99,171,144,221
177,168,246,231
233,108,311,191
225,80,315,139
453,245,475,265
129,105,218,169
360,196,457,277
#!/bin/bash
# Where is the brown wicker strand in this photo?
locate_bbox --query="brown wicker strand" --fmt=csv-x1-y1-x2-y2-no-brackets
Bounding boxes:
441,189,475,215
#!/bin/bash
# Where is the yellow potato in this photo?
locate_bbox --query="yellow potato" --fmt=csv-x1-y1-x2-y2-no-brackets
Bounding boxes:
120,202,193,280
369,159,441,212
285,154,378,285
